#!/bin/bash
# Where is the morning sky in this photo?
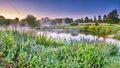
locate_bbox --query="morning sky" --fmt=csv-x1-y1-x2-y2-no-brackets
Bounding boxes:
0,0,119,19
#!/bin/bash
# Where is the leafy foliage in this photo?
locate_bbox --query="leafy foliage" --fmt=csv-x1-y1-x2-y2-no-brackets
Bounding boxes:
84,17,89,23
24,15,40,27
95,22,99,26
64,18,73,24
107,9,119,24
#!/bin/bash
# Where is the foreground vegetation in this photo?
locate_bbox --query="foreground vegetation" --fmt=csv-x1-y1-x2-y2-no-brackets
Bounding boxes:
0,30,119,68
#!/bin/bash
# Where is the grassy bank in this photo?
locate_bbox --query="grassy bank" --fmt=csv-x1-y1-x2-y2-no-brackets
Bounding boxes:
114,31,120,40
39,24,120,37
84,25,120,36
0,30,119,68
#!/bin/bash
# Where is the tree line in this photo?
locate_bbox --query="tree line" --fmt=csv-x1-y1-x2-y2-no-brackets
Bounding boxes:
73,9,119,24
46,9,119,26
0,15,40,27
0,9,119,27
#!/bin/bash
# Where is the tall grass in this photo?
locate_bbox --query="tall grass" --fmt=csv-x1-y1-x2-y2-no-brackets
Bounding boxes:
0,30,119,68
84,26,120,37
114,31,120,40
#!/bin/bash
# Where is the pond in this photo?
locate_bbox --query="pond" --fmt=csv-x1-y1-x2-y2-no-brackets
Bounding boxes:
4,26,120,47
36,28,120,47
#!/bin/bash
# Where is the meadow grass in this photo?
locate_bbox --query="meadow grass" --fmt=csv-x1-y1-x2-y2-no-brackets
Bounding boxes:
114,31,120,40
0,30,119,68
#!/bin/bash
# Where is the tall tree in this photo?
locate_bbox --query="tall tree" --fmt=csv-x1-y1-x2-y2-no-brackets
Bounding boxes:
81,18,84,23
24,15,39,27
107,9,119,24
94,16,97,22
84,17,89,23
119,18,120,22
13,18,19,25
0,16,12,26
12,17,19,29
0,16,5,25
98,15,102,23
3,19,12,26
0,16,5,20
75,19,81,23
54,18,63,25
64,18,73,24
103,15,107,23
89,19,93,23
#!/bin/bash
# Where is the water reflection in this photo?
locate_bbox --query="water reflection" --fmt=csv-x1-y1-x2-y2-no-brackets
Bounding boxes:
37,28,87,36
37,28,120,48
9,26,120,47
37,28,101,42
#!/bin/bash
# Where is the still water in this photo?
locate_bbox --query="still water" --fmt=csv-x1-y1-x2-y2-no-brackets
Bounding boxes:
6,26,120,47
36,28,120,47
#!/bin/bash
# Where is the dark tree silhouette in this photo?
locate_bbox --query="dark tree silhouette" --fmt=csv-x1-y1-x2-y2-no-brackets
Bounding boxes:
75,19,81,23
84,17,89,23
107,9,119,24
94,16,97,22
103,15,107,23
24,15,40,27
64,18,73,24
98,15,102,23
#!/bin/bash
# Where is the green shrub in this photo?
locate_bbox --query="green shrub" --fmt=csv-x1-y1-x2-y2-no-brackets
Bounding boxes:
70,22,78,26
95,22,99,26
